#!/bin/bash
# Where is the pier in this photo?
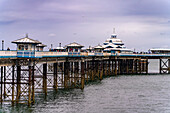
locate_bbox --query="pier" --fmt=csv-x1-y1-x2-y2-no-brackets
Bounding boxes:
0,35,170,106
1,50,170,105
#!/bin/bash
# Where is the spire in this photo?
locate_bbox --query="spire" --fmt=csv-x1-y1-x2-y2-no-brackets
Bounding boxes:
111,28,117,38
26,33,28,38
113,28,115,34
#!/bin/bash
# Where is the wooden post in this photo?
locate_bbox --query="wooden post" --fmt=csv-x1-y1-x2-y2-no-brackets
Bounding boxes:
81,61,85,90
168,59,170,74
112,59,114,74
135,59,138,74
126,60,129,74
64,59,69,89
1,67,3,104
104,60,107,76
115,57,117,75
28,65,32,106
32,62,35,104
12,65,15,105
118,59,121,74
139,58,142,74
97,60,100,79
71,62,73,83
159,59,162,74
146,59,148,74
61,62,64,85
43,63,47,95
3,66,6,98
100,60,103,80
53,63,58,91
74,62,78,85
16,65,21,104
103,60,105,77
108,59,111,76
86,61,89,82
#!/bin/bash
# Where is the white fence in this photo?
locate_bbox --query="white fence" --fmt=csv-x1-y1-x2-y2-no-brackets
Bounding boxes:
0,51,17,58
1,50,170,58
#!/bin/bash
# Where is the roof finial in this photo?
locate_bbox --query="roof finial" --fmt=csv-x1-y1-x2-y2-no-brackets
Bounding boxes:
113,28,115,34
26,33,28,38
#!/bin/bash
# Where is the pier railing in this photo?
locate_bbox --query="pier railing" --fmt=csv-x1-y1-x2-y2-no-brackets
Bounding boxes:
35,51,68,58
1,50,170,58
0,50,17,58
17,51,35,58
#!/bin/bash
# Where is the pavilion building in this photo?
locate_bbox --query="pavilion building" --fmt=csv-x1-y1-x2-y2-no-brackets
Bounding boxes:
65,42,84,52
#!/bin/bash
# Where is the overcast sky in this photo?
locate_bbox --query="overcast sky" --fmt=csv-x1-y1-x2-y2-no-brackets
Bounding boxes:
1,0,170,51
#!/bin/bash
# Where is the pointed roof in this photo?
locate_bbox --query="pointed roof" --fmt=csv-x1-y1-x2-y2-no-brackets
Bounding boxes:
94,44,105,49
12,34,41,44
55,47,65,50
65,42,84,48
87,46,94,50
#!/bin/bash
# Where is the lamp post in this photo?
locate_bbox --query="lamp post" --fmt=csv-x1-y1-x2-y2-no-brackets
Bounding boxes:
2,40,4,50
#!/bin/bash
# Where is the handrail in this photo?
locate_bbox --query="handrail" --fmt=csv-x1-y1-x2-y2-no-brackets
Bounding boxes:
1,50,170,58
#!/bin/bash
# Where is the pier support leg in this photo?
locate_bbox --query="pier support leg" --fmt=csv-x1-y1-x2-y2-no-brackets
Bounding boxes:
32,62,35,104
81,61,85,90
86,61,89,82
43,63,47,95
12,65,15,105
100,60,103,80
64,59,69,89
112,59,114,75
146,59,148,74
0,67,3,104
53,63,58,91
16,65,21,104
115,58,117,76
108,59,111,76
168,59,170,74
3,66,6,98
159,59,162,74
28,65,32,106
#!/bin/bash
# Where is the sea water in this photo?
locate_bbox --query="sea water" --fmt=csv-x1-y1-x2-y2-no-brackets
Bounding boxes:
1,59,170,113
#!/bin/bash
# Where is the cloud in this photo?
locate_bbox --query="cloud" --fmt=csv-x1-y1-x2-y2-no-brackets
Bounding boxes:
1,0,170,51
0,20,17,25
48,33,57,37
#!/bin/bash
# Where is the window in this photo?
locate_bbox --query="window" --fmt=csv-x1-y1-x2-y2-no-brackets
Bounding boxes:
18,45,21,50
25,45,28,50
19,45,24,50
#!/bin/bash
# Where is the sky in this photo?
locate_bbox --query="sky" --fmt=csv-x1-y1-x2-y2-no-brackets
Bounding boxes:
1,0,170,51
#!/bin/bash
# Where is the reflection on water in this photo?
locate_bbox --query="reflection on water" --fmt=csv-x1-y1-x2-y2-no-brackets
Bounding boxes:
1,60,170,113
1,75,170,113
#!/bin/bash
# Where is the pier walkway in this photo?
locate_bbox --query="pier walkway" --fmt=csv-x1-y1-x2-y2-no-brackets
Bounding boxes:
1,50,170,59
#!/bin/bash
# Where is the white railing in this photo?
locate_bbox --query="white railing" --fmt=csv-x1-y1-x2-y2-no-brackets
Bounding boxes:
17,51,35,58
80,52,88,56
35,51,68,58
88,52,95,56
1,50,170,59
103,53,111,56
0,50,17,58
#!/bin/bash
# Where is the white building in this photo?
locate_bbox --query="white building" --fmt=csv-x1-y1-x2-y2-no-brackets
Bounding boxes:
65,42,84,52
94,44,105,52
102,30,132,53
36,44,47,51
12,34,44,51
